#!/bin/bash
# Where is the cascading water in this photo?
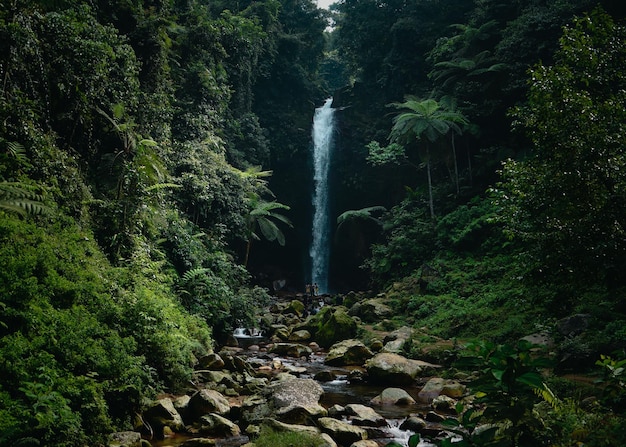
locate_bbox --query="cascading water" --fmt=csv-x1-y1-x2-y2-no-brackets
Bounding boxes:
310,98,335,294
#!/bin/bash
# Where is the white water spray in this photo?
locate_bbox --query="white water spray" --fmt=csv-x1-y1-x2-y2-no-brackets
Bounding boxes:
310,98,335,293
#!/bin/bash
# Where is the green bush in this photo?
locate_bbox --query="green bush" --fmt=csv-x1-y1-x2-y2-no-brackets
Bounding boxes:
0,214,213,444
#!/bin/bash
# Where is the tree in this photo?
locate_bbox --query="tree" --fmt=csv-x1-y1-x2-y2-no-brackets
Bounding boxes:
388,97,468,219
494,8,626,293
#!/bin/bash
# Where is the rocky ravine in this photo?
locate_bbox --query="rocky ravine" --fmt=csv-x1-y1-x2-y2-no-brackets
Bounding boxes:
108,292,470,447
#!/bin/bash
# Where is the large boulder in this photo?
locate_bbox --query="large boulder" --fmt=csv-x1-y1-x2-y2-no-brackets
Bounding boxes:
365,353,434,386
325,339,374,366
270,377,328,424
317,417,368,446
370,388,416,406
188,389,231,420
142,398,184,432
314,307,358,348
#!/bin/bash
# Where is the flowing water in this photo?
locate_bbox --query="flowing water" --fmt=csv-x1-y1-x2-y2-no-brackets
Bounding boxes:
310,98,335,294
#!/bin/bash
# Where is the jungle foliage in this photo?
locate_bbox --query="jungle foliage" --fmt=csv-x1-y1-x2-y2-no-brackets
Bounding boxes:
0,0,324,444
2,0,626,444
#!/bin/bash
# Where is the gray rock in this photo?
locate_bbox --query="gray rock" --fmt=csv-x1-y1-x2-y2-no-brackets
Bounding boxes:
108,431,142,447
327,404,345,418
365,353,435,386
289,329,312,342
314,370,337,382
188,389,231,420
270,378,327,424
270,343,313,358
197,413,241,437
432,395,456,411
143,398,184,432
197,353,225,370
557,314,591,336
325,339,374,366
318,417,368,446
348,299,393,323
520,331,554,348
344,404,387,427
370,387,416,406
399,416,427,432
349,441,379,447
418,378,465,402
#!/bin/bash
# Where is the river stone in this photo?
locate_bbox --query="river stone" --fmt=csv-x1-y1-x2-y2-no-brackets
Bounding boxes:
383,326,413,344
270,377,327,424
314,370,337,382
432,395,456,411
289,329,312,342
399,416,427,432
381,326,413,353
197,353,225,370
364,353,430,385
274,327,291,341
219,351,256,375
317,417,368,446
418,378,465,402
369,339,384,352
370,387,416,406
344,404,387,427
348,299,393,323
143,397,184,432
349,441,379,447
284,299,305,316
441,381,466,398
325,339,374,366
109,431,142,447
197,413,241,437
270,342,313,358
188,389,231,420
263,419,337,447
328,404,345,418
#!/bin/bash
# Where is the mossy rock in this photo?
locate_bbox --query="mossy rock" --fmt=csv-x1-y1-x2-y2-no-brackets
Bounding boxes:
315,307,357,348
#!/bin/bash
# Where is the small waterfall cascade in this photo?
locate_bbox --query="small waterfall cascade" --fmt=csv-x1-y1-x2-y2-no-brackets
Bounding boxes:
310,98,335,294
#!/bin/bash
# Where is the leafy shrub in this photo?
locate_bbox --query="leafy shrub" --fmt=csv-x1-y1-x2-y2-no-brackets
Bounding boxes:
0,214,214,443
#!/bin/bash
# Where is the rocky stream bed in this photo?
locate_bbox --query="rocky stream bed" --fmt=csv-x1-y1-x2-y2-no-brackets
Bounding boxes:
109,292,471,447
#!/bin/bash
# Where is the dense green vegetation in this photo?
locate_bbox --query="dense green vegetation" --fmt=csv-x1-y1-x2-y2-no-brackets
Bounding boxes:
1,0,626,444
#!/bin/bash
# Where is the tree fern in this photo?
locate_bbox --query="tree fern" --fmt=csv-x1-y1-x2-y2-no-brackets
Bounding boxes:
0,182,50,216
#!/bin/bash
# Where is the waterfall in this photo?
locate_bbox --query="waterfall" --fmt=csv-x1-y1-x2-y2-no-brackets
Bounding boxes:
310,98,335,294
